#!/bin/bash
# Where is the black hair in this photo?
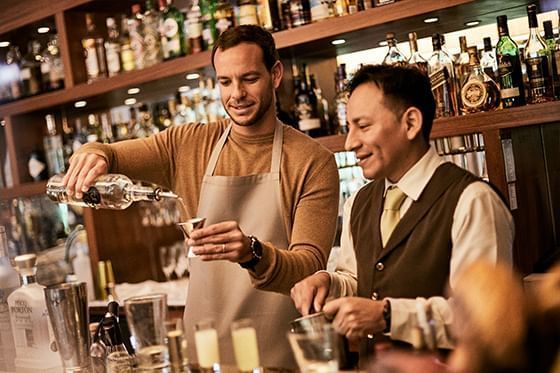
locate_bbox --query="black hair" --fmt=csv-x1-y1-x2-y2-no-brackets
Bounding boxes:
348,64,436,142
211,25,280,71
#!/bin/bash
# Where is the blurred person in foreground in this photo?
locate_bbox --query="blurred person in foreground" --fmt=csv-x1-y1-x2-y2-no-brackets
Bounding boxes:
61,25,339,368
291,64,514,364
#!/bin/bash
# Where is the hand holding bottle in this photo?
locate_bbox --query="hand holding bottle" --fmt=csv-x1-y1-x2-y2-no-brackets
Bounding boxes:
62,152,108,199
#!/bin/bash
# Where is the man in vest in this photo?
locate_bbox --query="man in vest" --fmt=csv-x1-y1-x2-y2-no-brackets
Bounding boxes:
291,64,514,359
62,25,339,369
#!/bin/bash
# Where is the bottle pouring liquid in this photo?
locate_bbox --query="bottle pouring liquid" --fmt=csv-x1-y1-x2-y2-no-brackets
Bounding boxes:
46,173,178,209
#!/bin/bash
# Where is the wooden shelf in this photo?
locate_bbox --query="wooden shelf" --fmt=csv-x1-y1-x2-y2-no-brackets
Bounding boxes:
0,181,47,200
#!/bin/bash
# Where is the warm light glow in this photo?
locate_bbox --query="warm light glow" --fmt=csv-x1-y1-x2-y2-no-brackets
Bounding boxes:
124,98,137,105
424,17,439,24
186,73,200,80
74,100,87,108
465,20,481,27
0,41,10,48
127,87,140,95
37,26,50,34
178,85,190,93
331,39,346,45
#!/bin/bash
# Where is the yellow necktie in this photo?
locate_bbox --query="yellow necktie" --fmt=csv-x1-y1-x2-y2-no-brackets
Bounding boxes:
380,186,407,247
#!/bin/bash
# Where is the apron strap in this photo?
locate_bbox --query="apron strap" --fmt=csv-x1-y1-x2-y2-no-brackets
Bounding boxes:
204,120,284,176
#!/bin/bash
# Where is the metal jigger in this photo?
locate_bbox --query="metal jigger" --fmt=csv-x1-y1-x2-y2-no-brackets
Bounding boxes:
177,217,206,239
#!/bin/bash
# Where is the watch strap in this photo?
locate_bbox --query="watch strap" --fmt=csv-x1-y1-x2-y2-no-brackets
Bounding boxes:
239,235,262,270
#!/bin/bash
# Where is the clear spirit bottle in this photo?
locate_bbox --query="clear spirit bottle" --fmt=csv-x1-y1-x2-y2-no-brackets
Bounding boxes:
0,226,19,372
460,46,501,114
105,17,122,77
129,4,146,70
143,0,164,67
480,37,498,82
382,32,407,66
7,254,62,371
407,32,428,75
46,173,178,209
455,36,470,89
43,114,66,176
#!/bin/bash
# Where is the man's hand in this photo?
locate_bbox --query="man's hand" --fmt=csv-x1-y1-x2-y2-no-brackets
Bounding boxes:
323,297,386,339
63,153,108,199
290,272,331,316
188,221,252,262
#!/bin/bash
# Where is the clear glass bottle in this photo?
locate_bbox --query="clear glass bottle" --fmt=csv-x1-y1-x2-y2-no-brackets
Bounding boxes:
460,46,501,114
82,13,104,83
119,16,136,72
481,37,498,82
382,32,407,66
429,33,459,118
495,14,525,108
333,63,348,134
7,254,62,371
543,20,560,99
46,173,178,209
72,118,89,153
143,0,164,67
129,4,146,70
105,17,122,77
160,0,186,59
407,32,428,75
43,114,66,176
455,36,470,89
0,226,19,372
524,4,554,103
21,40,42,96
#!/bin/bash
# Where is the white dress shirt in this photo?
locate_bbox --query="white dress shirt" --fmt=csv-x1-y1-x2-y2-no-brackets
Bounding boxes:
326,147,514,348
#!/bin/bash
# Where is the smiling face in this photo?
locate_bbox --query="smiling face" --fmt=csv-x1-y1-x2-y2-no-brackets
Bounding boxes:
345,82,424,182
214,42,282,135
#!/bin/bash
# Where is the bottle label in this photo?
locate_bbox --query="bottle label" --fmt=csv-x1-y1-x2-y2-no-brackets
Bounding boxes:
526,56,550,92
187,20,203,38
9,299,35,348
121,48,136,71
500,87,520,99
216,18,233,35
310,0,329,21
163,18,179,38
82,187,101,207
461,79,487,109
84,45,100,78
105,43,121,75
299,118,321,131
239,4,259,25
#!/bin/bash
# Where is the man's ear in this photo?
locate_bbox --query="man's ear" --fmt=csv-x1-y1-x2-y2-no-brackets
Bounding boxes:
271,60,284,89
402,107,423,141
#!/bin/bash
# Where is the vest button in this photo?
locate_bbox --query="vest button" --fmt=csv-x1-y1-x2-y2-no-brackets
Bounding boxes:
376,262,385,271
371,292,379,300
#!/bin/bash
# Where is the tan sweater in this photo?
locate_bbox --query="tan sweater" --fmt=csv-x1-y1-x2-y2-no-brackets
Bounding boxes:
77,120,340,294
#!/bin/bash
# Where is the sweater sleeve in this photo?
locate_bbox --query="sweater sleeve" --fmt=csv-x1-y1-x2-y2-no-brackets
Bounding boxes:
248,152,340,295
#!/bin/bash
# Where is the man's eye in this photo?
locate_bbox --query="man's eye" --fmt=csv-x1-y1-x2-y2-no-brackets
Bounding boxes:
218,80,231,86
244,77,259,83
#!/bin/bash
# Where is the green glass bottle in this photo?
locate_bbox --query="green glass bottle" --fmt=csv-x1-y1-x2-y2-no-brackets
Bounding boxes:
495,15,525,108
200,0,217,51
160,0,186,59
543,20,560,99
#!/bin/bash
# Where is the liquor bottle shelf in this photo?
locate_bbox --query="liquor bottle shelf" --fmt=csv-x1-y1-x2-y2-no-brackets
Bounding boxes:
0,181,47,200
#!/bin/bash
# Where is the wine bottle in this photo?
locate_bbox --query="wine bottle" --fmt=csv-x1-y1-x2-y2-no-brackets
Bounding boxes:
495,14,525,107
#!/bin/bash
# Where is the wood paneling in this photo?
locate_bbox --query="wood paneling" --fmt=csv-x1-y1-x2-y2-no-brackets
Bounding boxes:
0,181,47,200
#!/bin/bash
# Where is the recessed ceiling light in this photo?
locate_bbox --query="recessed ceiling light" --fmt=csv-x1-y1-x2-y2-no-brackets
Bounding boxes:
178,85,190,93
464,20,481,27
124,98,137,105
424,17,439,24
185,73,200,80
127,87,140,95
37,26,50,34
74,100,87,108
0,41,10,47
378,40,388,47
331,39,346,45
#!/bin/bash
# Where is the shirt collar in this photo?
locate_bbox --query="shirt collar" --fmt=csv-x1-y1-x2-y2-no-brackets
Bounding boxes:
384,147,443,201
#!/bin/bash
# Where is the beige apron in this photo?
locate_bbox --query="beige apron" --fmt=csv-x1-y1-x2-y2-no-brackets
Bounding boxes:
184,121,299,369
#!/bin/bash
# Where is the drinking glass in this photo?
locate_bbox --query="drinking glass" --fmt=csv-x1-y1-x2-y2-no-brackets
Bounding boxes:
173,242,189,278
288,324,339,373
194,319,220,370
231,318,260,372
159,246,176,281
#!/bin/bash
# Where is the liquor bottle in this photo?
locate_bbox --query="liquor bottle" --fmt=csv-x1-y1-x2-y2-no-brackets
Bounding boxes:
46,173,179,209
5,45,23,100
308,0,329,22
238,0,260,26
143,0,164,67
43,114,66,176
259,0,283,31
310,74,330,134
119,16,136,72
0,226,19,372
333,0,348,17
295,64,325,137
455,36,470,89
214,0,235,35
543,20,560,99
105,17,122,77
82,13,104,83
428,33,459,118
200,0,217,50
460,46,501,114
524,4,554,103
72,118,89,153
186,0,204,54
347,0,358,14
100,113,115,143
160,0,186,59
40,40,52,92
333,63,348,134
407,32,428,75
288,0,310,27
43,35,65,91
382,32,407,66
129,4,146,70
7,254,62,371
481,37,498,82
495,15,525,108
21,40,42,96
175,94,197,124
86,113,101,143
99,301,134,371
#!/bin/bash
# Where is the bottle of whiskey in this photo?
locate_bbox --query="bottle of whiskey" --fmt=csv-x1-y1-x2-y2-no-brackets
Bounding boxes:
333,63,348,134
429,33,458,118
43,114,66,176
186,0,204,54
82,13,105,82
46,173,179,210
460,46,501,114
0,226,19,372
382,32,407,66
496,15,525,108
294,64,324,137
455,36,470,89
543,20,560,99
143,0,164,67
524,4,554,103
160,0,186,59
407,32,428,75
480,37,498,82
7,254,62,371
105,17,122,77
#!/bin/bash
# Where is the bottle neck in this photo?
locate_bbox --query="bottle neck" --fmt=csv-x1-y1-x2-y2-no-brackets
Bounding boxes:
20,274,37,285
528,10,538,29
125,184,178,202
409,39,418,53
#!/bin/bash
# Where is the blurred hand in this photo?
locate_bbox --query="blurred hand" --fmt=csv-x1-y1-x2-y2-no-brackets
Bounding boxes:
63,153,108,199
188,221,252,263
323,297,386,339
290,272,331,316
